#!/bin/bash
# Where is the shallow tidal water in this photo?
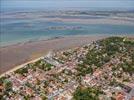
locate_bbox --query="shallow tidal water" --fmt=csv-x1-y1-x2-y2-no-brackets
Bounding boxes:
1,20,134,46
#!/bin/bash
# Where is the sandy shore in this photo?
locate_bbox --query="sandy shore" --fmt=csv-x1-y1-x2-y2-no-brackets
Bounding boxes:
0,35,133,75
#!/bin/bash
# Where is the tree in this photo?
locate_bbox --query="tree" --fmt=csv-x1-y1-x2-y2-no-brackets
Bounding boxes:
73,86,103,100
14,67,28,75
4,80,13,92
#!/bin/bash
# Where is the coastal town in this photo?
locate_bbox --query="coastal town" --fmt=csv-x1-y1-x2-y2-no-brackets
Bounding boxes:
0,37,134,100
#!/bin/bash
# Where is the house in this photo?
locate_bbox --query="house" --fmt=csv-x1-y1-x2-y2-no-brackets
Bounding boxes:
115,92,125,100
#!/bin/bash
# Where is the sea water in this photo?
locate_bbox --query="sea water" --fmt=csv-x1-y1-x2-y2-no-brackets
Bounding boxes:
1,19,134,47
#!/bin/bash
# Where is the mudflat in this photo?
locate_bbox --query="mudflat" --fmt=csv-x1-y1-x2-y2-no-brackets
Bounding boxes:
0,35,109,74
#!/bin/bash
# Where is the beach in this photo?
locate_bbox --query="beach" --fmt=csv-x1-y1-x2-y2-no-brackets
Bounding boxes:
0,35,110,74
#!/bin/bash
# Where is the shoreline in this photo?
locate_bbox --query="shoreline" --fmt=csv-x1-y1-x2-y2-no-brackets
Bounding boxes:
1,34,134,48
0,36,64,48
0,35,133,75
0,57,44,78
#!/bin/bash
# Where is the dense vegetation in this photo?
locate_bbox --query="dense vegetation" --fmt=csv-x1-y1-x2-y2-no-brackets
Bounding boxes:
14,67,28,75
73,86,103,100
76,37,134,76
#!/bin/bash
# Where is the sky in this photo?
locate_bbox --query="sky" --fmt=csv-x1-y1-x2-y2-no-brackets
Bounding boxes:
1,0,134,11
